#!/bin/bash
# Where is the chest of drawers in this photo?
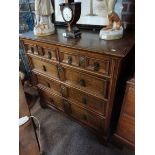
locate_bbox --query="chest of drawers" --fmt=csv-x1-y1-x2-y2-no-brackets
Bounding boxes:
20,28,134,141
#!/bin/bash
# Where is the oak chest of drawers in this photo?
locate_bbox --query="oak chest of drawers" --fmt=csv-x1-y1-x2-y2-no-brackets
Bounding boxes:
20,28,134,140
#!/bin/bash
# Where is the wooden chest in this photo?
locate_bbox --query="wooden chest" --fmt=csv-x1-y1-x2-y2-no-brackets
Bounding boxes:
20,28,134,140
114,78,135,147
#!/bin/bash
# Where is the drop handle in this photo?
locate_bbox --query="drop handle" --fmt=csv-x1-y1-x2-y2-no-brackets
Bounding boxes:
48,51,52,59
61,85,68,97
42,65,46,72
58,66,64,72
63,100,72,114
79,79,86,87
94,62,100,71
37,46,44,56
67,56,72,65
79,56,86,66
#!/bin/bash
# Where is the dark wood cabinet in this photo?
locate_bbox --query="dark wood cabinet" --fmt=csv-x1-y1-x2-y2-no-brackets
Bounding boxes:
20,28,134,140
114,78,135,148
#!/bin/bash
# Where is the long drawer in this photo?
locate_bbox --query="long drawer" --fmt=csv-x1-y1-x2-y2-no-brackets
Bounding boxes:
38,88,105,131
64,85,107,116
58,65,109,98
36,74,107,116
70,103,105,131
28,57,59,79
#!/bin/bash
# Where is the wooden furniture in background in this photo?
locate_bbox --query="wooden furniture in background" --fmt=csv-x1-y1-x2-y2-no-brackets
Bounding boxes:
114,78,135,148
20,28,134,141
19,79,40,155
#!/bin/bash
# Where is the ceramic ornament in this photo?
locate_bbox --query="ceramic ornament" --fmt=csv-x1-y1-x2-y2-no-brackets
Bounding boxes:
99,0,123,40
34,0,55,36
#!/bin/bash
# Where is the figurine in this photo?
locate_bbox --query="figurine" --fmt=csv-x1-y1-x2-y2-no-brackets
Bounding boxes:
34,0,55,36
99,0,123,40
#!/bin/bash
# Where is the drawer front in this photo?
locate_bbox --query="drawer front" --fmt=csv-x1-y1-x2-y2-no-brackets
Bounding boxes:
37,75,61,95
29,57,59,79
59,47,111,76
70,103,105,130
23,41,58,61
64,68,109,98
59,51,79,66
60,85,106,116
39,89,63,111
86,57,110,75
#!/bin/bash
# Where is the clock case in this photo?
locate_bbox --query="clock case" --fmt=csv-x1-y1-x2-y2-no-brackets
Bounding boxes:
60,2,81,38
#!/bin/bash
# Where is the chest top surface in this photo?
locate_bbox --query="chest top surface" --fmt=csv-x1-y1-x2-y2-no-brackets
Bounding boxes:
20,27,134,58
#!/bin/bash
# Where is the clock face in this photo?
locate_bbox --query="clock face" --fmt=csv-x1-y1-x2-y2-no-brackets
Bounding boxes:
63,7,72,22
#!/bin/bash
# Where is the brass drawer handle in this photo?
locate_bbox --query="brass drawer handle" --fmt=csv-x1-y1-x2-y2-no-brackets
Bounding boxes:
37,46,44,56
94,62,100,71
61,85,68,97
63,100,72,114
42,65,46,72
58,65,65,81
82,97,87,105
58,66,63,72
67,56,72,65
48,51,52,59
79,56,86,66
82,114,87,121
79,79,85,87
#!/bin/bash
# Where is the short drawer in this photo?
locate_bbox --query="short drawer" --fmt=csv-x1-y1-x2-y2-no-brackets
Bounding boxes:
60,67,109,98
39,89,63,111
70,103,105,131
36,75,61,95
59,47,111,76
60,85,106,116
29,57,59,79
23,40,58,61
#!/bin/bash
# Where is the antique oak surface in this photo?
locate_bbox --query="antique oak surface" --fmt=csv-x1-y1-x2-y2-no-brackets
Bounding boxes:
20,28,134,57
20,27,134,140
114,78,135,148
